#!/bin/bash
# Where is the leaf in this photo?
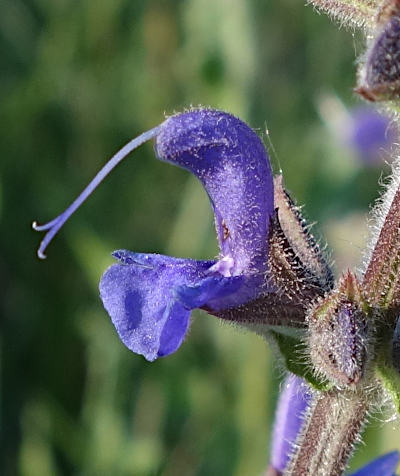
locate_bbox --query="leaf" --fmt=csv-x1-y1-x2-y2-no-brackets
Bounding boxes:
376,361,400,414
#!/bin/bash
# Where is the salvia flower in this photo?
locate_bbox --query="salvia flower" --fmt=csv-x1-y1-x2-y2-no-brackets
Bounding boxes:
101,110,279,361
35,108,329,362
317,95,395,166
348,107,396,166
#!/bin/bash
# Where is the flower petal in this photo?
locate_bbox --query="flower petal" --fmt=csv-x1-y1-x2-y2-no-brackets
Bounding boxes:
155,109,274,276
99,252,209,361
99,251,254,361
349,107,395,166
350,451,399,476
269,374,312,473
176,274,255,312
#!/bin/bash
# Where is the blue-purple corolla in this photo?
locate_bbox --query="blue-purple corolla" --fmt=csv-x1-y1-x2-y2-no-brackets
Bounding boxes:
35,109,323,361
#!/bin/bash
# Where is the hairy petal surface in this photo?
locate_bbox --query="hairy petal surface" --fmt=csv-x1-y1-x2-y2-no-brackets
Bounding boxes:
155,109,274,276
269,374,311,474
100,251,249,361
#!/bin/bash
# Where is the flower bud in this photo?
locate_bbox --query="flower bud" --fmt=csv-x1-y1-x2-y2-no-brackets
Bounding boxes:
356,1,400,102
308,273,369,386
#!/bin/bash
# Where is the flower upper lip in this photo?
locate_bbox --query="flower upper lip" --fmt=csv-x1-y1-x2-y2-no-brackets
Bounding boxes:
155,109,274,276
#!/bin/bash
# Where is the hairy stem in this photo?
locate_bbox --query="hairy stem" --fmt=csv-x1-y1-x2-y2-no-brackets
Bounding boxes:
307,0,378,30
363,182,400,315
284,389,369,476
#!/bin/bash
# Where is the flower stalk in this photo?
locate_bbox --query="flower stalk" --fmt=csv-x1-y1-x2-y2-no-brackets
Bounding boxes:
285,389,369,476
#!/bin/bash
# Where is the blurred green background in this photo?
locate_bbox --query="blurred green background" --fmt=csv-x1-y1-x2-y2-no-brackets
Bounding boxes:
1,0,399,475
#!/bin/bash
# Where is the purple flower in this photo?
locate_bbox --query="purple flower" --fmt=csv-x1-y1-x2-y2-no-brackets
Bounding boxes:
100,110,275,361
349,107,396,166
318,95,396,167
267,373,399,476
268,374,312,474
350,451,399,476
34,108,332,361
34,109,285,361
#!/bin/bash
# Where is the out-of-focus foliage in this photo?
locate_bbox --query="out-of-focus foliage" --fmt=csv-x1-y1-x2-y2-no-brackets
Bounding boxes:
1,1,398,475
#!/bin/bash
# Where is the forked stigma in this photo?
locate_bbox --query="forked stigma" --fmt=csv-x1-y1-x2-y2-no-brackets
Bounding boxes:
33,126,161,259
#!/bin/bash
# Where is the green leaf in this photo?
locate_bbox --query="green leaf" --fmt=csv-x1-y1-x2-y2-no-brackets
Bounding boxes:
376,361,400,414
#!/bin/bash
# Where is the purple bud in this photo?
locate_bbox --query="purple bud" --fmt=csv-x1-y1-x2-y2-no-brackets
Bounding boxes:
356,14,400,102
308,273,369,386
